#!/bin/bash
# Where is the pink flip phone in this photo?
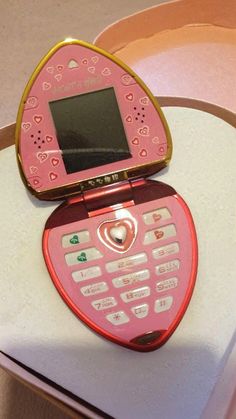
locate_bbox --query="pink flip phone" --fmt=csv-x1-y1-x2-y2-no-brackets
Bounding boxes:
16,39,198,351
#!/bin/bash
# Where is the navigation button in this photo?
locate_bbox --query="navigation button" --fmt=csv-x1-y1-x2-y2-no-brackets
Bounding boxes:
92,297,117,311
142,208,171,225
80,281,108,296
62,230,90,248
143,224,176,245
106,311,130,325
112,269,150,288
154,296,173,313
155,259,180,275
72,266,101,283
120,286,150,303
106,253,147,273
152,242,179,260
131,303,149,318
65,247,103,266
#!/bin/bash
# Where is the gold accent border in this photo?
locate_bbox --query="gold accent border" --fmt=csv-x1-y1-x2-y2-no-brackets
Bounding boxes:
15,39,173,200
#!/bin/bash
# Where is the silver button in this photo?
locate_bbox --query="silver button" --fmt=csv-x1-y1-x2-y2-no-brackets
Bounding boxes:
154,296,173,313
112,269,150,288
131,303,149,318
65,247,103,266
106,311,130,325
143,207,171,225
80,281,108,296
143,224,176,245
62,230,90,248
120,286,150,303
155,259,180,275
156,277,178,293
106,253,147,273
92,297,117,311
72,266,102,283
152,242,179,260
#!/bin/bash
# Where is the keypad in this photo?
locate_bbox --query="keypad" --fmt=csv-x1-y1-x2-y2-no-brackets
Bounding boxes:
59,203,182,328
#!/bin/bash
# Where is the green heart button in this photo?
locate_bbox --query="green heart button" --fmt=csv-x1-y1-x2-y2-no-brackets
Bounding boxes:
77,252,87,262
70,235,79,245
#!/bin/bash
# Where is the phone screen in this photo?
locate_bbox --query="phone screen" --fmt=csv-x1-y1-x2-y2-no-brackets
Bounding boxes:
49,87,131,174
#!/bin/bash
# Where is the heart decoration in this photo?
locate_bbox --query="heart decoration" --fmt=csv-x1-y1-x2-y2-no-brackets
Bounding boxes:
46,66,54,74
82,58,88,65
25,96,38,110
98,217,137,253
77,252,87,262
91,56,99,64
157,145,166,156
102,67,111,76
70,235,80,245
68,59,79,69
88,66,95,74
139,149,147,157
42,82,51,91
49,172,58,181
46,135,53,143
138,126,149,136
152,136,161,144
51,157,60,167
54,74,62,82
121,74,135,86
132,138,139,145
126,115,132,123
139,96,149,106
37,152,48,163
154,230,164,240
57,65,64,72
125,93,133,101
21,122,31,132
29,166,38,174
34,115,43,124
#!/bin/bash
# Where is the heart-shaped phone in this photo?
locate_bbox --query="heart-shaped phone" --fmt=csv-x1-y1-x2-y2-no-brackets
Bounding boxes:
16,39,197,351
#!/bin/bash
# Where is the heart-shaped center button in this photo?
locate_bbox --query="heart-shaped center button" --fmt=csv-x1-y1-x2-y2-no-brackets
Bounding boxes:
110,226,127,244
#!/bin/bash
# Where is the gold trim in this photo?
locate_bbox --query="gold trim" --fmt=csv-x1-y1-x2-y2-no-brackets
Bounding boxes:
15,39,172,200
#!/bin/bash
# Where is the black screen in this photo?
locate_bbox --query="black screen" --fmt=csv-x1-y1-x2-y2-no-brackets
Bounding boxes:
49,88,131,174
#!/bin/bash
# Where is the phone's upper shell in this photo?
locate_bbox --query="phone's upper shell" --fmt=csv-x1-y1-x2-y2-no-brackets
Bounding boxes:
16,39,172,200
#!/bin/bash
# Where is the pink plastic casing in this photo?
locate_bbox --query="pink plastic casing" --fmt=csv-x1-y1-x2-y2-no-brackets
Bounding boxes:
18,42,169,195
43,180,198,352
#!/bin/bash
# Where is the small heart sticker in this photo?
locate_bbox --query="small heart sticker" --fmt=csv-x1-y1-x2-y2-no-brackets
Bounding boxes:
138,126,149,136
91,56,99,64
82,58,88,65
132,138,139,145
102,67,111,76
157,145,166,156
25,96,38,110
37,152,48,163
57,65,64,72
51,157,59,167
33,115,43,124
88,66,95,74
126,115,132,123
125,93,133,101
29,166,38,174
42,82,51,91
46,66,54,74
54,74,62,82
46,135,53,143
121,74,135,86
49,172,58,181
21,122,31,132
139,96,149,106
139,149,147,157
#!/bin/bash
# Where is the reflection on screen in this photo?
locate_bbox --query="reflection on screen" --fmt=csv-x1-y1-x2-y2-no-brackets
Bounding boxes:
49,88,131,174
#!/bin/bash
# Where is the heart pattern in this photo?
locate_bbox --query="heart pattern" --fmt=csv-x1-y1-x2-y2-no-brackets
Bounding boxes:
138,126,149,136
91,56,99,64
82,58,88,65
154,230,164,240
22,122,31,132
49,172,58,181
157,145,166,156
42,82,51,91
132,138,139,145
46,66,54,74
102,67,111,76
54,74,62,82
57,65,64,72
152,136,161,144
77,252,87,262
29,166,38,174
25,96,38,110
51,157,60,167
68,59,79,69
126,115,132,123
70,235,80,245
121,74,135,86
46,135,53,143
139,96,149,106
33,115,43,124
88,66,95,74
125,93,133,101
139,149,147,157
98,217,137,253
37,152,48,163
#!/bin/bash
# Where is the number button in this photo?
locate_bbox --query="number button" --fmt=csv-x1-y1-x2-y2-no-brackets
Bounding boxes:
92,297,117,311
120,286,150,303
106,253,147,273
154,296,173,313
72,266,101,283
80,282,108,297
112,269,150,288
131,304,149,319
155,259,180,275
152,242,179,260
156,277,178,292
106,311,130,325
